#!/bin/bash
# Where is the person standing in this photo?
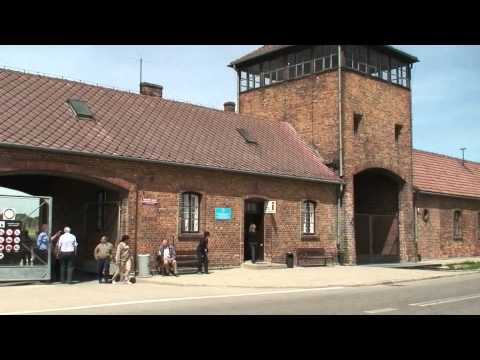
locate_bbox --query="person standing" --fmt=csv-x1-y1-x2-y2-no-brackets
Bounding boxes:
35,224,61,266
248,223,258,264
196,231,209,274
112,235,133,285
56,227,78,284
94,235,114,283
158,239,178,276
20,229,33,266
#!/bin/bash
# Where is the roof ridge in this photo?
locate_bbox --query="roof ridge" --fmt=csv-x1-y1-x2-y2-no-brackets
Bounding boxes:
0,66,278,125
0,65,135,94
414,148,480,166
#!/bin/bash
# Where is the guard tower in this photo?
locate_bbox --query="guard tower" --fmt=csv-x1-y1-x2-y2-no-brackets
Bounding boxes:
229,45,419,264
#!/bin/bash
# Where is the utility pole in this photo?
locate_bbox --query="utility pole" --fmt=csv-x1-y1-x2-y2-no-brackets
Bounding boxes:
460,147,467,166
140,57,143,84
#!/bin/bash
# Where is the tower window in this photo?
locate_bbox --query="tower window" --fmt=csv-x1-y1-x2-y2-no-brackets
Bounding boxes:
354,113,362,135
395,124,403,143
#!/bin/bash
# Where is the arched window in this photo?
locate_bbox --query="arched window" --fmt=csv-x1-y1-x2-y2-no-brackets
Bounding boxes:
453,210,462,240
302,200,316,235
180,192,200,233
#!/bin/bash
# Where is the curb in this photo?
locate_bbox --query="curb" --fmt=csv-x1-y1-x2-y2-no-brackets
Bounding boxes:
138,270,479,290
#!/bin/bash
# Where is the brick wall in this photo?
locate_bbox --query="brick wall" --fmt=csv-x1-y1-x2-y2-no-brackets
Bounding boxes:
341,70,415,263
239,68,416,264
415,193,480,259
240,70,339,163
0,147,338,267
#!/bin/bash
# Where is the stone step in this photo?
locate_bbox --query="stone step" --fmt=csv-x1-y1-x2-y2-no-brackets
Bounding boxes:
241,261,287,270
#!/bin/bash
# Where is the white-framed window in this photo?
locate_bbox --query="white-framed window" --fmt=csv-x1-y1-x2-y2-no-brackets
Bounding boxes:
302,200,315,235
180,192,200,233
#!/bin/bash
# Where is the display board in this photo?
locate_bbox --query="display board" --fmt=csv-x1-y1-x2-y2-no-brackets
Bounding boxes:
0,220,23,262
0,194,52,282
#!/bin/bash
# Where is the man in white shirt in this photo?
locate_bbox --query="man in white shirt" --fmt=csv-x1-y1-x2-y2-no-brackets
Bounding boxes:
57,227,78,284
158,239,177,276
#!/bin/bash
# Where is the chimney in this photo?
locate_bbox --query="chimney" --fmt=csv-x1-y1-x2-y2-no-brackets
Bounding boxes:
140,82,163,98
224,101,236,112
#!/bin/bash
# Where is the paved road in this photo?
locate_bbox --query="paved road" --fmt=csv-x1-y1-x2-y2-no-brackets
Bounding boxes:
3,272,480,315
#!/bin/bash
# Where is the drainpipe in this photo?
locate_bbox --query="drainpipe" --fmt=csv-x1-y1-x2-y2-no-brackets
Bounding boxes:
409,65,417,262
413,190,418,262
338,45,343,180
134,189,141,271
336,45,344,258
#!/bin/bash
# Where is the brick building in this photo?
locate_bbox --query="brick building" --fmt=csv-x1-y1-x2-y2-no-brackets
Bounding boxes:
0,45,479,273
230,45,480,264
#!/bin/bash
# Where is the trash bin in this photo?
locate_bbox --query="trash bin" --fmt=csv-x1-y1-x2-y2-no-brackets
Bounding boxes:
136,254,152,278
286,252,294,268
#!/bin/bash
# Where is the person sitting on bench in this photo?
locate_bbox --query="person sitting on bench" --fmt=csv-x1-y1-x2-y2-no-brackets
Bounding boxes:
159,239,178,276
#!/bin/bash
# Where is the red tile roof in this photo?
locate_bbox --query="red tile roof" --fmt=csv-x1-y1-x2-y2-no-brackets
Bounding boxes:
0,68,340,184
413,149,480,199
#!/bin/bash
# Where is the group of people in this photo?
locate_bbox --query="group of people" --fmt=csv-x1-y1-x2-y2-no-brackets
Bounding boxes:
93,234,135,284
93,231,210,284
23,223,211,285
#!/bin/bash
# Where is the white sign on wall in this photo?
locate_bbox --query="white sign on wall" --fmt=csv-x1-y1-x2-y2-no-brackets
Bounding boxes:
265,201,277,214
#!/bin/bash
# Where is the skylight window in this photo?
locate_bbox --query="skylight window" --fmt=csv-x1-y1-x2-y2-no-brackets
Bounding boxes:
237,128,257,144
67,99,93,118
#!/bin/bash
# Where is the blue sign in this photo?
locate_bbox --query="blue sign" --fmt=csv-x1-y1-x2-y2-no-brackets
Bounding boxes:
215,208,232,220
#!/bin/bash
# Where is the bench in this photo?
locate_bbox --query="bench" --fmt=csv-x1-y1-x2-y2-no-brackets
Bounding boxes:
296,248,335,267
155,250,199,275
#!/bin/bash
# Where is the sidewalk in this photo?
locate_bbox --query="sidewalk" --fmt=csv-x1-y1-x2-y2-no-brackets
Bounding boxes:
361,256,480,268
141,257,480,289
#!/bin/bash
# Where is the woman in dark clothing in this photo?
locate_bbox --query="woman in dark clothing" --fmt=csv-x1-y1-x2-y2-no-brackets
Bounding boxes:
248,223,257,263
196,231,209,274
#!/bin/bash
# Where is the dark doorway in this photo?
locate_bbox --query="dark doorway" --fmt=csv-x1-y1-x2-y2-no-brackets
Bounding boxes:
244,199,265,262
354,169,401,264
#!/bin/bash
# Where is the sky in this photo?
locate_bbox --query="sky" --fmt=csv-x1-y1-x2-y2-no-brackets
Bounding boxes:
0,189,41,217
0,45,478,162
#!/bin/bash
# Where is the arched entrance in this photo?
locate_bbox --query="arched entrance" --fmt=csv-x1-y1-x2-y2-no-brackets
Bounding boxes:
0,173,128,276
354,168,403,264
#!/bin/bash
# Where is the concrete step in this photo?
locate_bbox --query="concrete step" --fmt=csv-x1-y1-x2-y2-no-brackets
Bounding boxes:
241,261,287,270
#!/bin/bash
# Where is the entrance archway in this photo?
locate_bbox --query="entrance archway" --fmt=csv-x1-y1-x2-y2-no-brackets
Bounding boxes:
354,168,403,264
0,173,127,276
